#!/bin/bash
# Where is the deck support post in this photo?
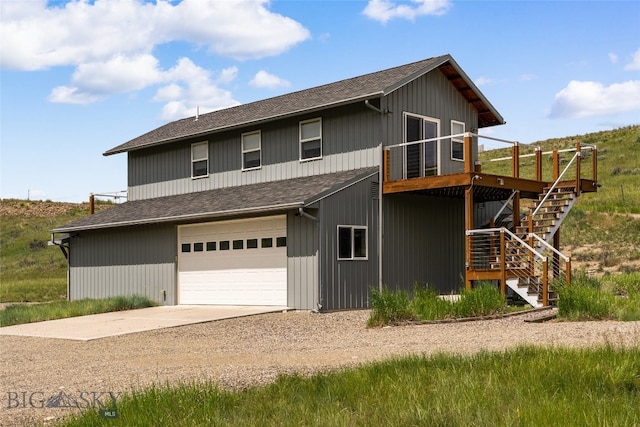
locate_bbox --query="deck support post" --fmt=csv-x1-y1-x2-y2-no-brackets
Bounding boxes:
464,185,474,290
552,150,560,181
592,146,598,184
383,149,390,182
512,191,521,227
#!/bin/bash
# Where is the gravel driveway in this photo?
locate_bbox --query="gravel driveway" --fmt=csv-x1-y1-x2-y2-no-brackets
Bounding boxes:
1,309,639,426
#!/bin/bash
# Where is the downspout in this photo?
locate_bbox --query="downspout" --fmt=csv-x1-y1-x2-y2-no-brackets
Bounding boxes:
298,207,317,221
50,233,71,301
364,99,382,114
299,207,322,312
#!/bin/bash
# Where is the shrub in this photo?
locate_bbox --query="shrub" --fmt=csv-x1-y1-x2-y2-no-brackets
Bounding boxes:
410,285,455,320
557,276,614,320
367,287,414,327
455,283,506,318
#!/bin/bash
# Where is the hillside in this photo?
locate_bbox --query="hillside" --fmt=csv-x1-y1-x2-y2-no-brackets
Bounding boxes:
1,126,638,303
480,125,640,275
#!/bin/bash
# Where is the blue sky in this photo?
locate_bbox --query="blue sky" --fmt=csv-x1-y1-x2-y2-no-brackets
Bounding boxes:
1,0,639,202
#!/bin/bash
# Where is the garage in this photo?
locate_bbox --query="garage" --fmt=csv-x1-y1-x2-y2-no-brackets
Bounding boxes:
178,215,287,305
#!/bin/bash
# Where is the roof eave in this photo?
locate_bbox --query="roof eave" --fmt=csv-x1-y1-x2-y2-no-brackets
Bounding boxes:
52,202,304,233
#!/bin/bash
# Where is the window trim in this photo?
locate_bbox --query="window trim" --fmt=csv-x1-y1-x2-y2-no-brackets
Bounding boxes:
191,141,209,179
337,225,368,261
451,120,465,162
241,130,262,171
299,117,322,162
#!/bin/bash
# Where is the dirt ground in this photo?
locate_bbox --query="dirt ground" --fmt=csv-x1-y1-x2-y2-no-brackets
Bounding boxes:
1,309,638,426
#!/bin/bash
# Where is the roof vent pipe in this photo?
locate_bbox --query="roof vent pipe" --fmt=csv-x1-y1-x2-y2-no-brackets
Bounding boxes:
194,106,199,121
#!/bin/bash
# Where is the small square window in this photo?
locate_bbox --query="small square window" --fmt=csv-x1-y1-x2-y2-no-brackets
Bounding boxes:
247,238,258,249
276,237,287,247
206,241,216,251
261,238,273,248
337,226,367,260
220,241,230,250
233,239,244,250
194,242,204,252
181,243,191,253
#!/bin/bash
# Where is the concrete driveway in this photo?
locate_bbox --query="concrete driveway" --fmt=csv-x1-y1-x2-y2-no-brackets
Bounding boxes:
0,305,288,341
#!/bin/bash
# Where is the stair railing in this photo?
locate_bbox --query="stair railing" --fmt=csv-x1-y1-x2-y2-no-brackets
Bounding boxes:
467,227,550,304
529,233,571,290
530,151,580,219
490,190,518,228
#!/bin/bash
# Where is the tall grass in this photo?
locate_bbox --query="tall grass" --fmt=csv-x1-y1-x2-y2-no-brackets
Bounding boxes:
0,295,157,327
557,272,640,321
368,283,505,326
58,345,640,427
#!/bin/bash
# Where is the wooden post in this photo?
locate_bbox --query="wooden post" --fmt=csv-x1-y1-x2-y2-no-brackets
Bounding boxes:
542,260,549,306
535,147,542,181
592,147,598,184
512,144,520,178
552,150,560,181
464,133,473,174
566,258,572,287
500,230,506,296
513,191,521,228
464,185,474,290
383,149,390,182
89,194,95,215
575,141,581,196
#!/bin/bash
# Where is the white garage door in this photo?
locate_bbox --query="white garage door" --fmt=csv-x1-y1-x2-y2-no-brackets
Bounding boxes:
178,215,287,305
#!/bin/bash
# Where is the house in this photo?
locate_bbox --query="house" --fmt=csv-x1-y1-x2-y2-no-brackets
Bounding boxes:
52,54,598,310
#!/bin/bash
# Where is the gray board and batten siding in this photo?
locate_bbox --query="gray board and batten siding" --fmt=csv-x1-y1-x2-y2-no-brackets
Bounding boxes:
383,68,480,181
127,102,382,201
68,224,177,304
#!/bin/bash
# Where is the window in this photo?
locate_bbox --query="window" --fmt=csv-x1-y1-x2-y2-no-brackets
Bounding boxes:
261,238,273,248
337,226,367,260
242,131,261,170
181,243,191,253
233,239,244,250
276,237,287,247
193,242,204,252
220,240,230,250
404,113,439,178
299,118,322,160
451,121,465,161
191,142,208,178
247,239,258,249
206,241,216,251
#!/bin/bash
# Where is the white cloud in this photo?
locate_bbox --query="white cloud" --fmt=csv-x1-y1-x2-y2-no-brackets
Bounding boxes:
249,70,290,88
548,80,640,119
1,0,309,118
609,53,619,64
363,0,451,24
624,48,640,71
474,76,495,86
1,0,310,70
153,58,240,121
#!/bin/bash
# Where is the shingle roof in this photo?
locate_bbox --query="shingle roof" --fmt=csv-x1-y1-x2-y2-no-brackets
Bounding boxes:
53,168,378,233
104,54,503,156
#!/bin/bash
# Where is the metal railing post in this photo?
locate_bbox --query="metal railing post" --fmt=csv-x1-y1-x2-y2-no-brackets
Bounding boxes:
575,141,582,197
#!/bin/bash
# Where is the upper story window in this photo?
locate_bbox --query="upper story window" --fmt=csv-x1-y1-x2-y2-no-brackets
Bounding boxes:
242,131,261,170
337,225,367,260
191,142,208,178
300,118,322,161
451,120,465,162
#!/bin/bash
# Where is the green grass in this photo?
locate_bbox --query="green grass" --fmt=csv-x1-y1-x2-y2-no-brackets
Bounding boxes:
368,283,506,326
57,345,640,427
557,272,640,321
0,295,157,327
